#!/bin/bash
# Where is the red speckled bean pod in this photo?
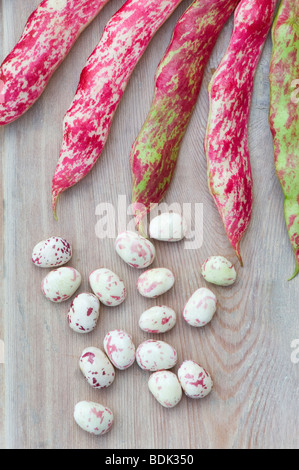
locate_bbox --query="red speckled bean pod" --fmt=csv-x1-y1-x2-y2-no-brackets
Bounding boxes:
51,0,184,217
0,0,111,126
130,0,240,232
269,0,299,280
204,0,276,265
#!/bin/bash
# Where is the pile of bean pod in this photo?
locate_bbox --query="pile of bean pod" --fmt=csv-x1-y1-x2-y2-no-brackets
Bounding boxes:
3,0,297,279
32,212,237,436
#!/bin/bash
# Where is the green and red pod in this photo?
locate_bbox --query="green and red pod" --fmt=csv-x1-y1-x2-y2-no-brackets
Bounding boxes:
269,0,299,280
130,0,241,232
204,0,276,265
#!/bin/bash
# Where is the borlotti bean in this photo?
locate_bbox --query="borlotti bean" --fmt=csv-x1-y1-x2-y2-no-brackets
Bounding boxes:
137,268,175,298
51,0,185,217
67,293,100,333
205,0,276,265
32,236,72,268
201,255,237,286
139,306,177,333
136,339,177,371
130,0,240,232
74,401,114,436
103,329,136,370
148,370,182,408
115,231,156,269
79,347,115,389
89,268,126,306
183,288,217,327
41,267,81,302
0,0,112,127
149,213,188,242
178,360,213,399
269,0,299,281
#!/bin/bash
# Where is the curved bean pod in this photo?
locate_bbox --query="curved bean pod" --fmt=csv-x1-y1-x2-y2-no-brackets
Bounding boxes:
130,0,240,231
0,0,111,126
51,0,184,217
269,0,299,280
204,0,276,265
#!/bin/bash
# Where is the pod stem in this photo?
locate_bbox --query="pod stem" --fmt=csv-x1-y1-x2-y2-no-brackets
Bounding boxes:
137,217,148,239
288,263,299,281
235,242,243,267
52,196,59,221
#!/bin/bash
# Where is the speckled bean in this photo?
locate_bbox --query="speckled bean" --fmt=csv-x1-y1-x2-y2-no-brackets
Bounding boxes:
148,370,182,408
74,401,114,436
178,360,213,398
115,231,156,269
67,292,100,333
32,236,72,268
103,329,136,370
89,268,126,306
79,346,115,389
183,287,217,327
201,255,236,286
41,266,81,302
137,268,175,298
136,339,177,371
139,306,176,333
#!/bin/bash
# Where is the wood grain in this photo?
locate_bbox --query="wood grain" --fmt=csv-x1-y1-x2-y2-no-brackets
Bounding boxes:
1,0,299,449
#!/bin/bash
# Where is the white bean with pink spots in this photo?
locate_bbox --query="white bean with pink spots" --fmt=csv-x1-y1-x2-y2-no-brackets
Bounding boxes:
89,268,126,306
149,212,187,242
136,339,177,371
74,401,114,436
178,360,213,399
139,306,176,333
41,266,81,302
148,370,182,408
79,346,115,389
32,236,72,268
201,255,236,286
103,329,136,370
183,287,217,327
115,231,156,269
67,292,100,333
137,268,175,298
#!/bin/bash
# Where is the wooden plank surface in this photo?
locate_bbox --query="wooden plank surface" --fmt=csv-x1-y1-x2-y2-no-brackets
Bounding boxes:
1,0,299,449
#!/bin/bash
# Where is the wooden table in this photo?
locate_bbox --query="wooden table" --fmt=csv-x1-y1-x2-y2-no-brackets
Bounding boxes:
1,0,299,449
